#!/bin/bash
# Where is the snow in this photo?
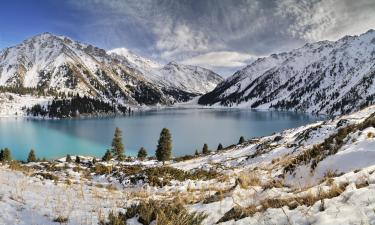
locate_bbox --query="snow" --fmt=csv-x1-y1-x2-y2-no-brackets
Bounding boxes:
0,33,223,109
108,50,224,95
1,104,375,224
0,93,51,117
201,30,375,115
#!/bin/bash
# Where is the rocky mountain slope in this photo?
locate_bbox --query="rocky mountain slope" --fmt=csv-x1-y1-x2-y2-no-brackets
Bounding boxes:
0,33,222,107
109,48,223,95
199,29,375,115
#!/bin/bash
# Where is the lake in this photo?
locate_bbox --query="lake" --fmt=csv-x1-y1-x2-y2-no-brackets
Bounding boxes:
0,108,324,160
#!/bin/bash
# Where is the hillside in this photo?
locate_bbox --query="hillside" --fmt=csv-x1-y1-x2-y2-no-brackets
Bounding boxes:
1,104,375,224
109,48,222,95
199,29,375,115
0,33,222,108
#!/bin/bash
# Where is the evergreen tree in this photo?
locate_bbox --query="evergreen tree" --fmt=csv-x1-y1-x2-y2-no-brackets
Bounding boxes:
102,149,112,161
155,128,172,164
111,127,125,160
217,143,223,151
0,148,12,162
75,156,81,164
202,143,209,155
238,136,245,144
92,157,97,164
66,154,72,163
195,149,199,156
27,149,37,163
137,147,147,160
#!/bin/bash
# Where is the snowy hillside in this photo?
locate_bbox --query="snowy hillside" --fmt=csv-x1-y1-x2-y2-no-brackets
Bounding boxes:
0,33,222,108
2,104,375,224
199,29,375,115
108,49,223,94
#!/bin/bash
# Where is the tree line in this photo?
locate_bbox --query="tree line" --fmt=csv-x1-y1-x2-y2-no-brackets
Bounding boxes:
26,94,131,118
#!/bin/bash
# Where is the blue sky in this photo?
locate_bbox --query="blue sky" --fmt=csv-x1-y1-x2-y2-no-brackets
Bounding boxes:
1,0,375,76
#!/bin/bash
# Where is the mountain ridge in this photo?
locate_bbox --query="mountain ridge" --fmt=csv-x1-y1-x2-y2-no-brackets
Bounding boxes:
199,29,375,115
0,33,223,107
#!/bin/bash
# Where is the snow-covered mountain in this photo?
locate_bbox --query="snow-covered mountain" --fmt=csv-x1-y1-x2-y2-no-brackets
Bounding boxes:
199,29,375,115
0,33,222,106
108,48,223,94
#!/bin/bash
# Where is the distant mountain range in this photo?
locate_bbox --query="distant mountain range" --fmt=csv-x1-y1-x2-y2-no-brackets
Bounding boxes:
199,29,375,115
0,33,223,106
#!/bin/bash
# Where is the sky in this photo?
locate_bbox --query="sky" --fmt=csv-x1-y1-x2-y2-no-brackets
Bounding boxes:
0,0,374,76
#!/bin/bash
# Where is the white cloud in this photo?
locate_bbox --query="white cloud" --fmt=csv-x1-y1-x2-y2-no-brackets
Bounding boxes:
180,51,255,68
277,0,375,41
69,0,375,72
154,21,211,59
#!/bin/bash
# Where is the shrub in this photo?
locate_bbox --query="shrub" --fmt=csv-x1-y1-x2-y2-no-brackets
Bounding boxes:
27,149,37,163
0,148,12,162
65,154,72,163
238,136,245,144
137,147,147,160
102,150,112,161
53,216,68,223
33,172,59,182
101,200,207,225
202,144,209,155
174,154,195,162
92,164,112,175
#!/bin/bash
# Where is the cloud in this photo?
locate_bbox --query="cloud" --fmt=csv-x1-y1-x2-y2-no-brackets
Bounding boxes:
276,0,375,41
180,51,255,68
154,22,211,59
67,0,375,76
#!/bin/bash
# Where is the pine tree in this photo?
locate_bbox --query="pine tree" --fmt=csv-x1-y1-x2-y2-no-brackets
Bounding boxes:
202,144,209,155
155,128,172,164
102,149,112,161
111,127,125,160
27,149,37,163
195,149,199,156
0,148,12,162
66,154,72,163
238,136,245,144
92,157,97,164
137,147,147,160
217,143,223,151
75,156,81,164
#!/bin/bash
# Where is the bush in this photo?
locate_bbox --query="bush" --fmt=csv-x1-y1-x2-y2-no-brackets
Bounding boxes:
101,200,207,225
137,147,148,160
53,216,69,223
27,149,37,163
33,172,59,182
92,164,112,175
0,148,12,162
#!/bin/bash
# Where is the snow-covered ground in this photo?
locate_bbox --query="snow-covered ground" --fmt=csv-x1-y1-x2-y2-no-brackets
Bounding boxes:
0,92,50,117
1,105,375,224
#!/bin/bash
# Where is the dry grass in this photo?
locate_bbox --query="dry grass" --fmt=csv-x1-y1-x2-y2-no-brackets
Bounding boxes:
237,171,261,189
101,200,207,225
217,182,349,223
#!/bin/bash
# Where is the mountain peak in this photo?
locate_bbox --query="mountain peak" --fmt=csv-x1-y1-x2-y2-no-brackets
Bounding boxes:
199,30,375,115
108,47,162,69
0,33,223,104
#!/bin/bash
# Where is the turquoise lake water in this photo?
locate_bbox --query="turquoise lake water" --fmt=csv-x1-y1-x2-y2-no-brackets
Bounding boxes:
0,108,324,160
